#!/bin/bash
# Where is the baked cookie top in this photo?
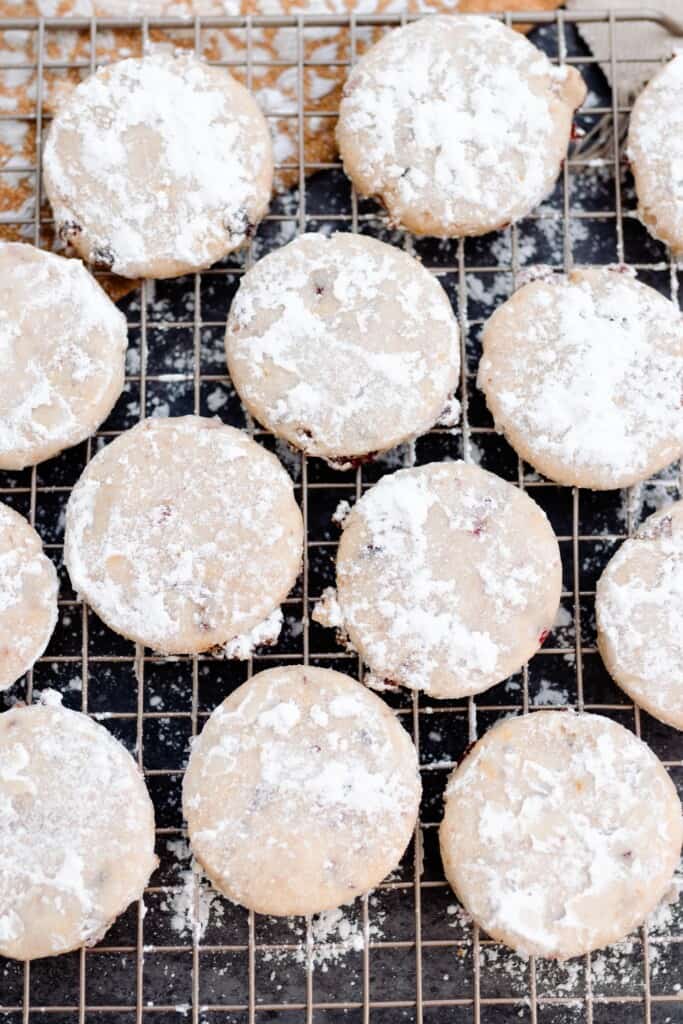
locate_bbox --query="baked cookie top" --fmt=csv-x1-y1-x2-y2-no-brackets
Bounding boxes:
64,416,303,654
43,53,273,278
597,500,683,731
440,710,683,959
183,664,421,916
0,242,127,470
337,15,585,237
316,461,561,699
0,502,58,692
478,267,683,489
0,697,156,961
226,232,459,464
628,54,683,254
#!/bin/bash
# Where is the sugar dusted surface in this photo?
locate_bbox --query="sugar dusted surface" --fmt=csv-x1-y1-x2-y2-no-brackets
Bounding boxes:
226,232,459,462
0,242,127,470
183,665,421,917
479,267,683,489
321,461,561,699
0,502,58,691
0,694,156,961
628,54,683,254
63,416,303,654
42,53,273,278
440,711,683,960
337,15,585,237
597,500,683,731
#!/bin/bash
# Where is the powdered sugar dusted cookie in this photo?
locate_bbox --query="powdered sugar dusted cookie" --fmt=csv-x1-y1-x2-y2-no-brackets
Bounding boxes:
316,462,561,699
43,53,273,279
0,695,157,960
64,416,303,654
0,243,127,470
628,55,683,254
225,232,459,465
478,267,683,490
183,665,420,916
596,501,683,731
336,15,585,238
0,503,58,691
440,711,682,959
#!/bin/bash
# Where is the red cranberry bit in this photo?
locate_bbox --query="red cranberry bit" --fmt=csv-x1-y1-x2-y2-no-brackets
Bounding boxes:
538,628,550,646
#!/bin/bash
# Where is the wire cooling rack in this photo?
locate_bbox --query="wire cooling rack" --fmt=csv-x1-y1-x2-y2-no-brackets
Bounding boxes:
1,7,683,1023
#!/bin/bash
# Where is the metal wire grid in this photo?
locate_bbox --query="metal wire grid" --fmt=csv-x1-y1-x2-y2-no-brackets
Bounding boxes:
0,6,683,1023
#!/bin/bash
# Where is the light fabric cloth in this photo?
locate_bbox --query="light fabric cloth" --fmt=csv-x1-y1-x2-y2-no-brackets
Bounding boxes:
566,0,683,99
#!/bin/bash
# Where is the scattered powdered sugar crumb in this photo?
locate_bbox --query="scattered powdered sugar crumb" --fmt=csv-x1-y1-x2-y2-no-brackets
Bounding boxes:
161,840,224,942
222,608,283,660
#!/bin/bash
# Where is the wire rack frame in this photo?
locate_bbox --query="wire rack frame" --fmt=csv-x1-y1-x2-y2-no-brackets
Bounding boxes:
0,7,682,1024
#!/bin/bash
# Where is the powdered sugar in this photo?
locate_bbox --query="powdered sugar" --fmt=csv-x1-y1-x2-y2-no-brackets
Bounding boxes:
63,416,303,654
441,711,683,960
43,52,273,277
183,665,420,917
337,15,585,236
0,502,59,691
628,54,683,253
479,268,683,489
0,698,156,960
0,242,127,470
318,461,561,699
596,500,683,730
226,232,459,463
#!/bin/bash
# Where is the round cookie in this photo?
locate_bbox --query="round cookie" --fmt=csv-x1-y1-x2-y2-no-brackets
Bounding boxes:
183,665,421,916
440,711,683,959
225,232,459,465
0,696,157,960
596,501,683,731
318,461,561,699
43,53,273,279
64,416,303,655
478,267,683,490
628,55,683,254
0,503,58,691
336,15,586,238
0,242,127,470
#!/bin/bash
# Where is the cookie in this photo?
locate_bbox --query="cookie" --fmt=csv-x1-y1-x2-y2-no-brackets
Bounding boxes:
596,501,683,731
315,462,561,699
478,267,683,490
0,694,157,961
43,53,273,279
440,711,682,960
64,416,303,655
0,503,58,692
225,232,459,465
336,15,586,237
628,55,683,254
183,665,421,916
0,242,127,470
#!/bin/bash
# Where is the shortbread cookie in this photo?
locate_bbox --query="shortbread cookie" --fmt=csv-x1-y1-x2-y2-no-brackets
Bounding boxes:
0,503,58,691
440,711,683,959
596,502,683,730
0,695,156,960
43,53,273,279
64,416,303,654
316,462,561,699
628,55,683,254
0,243,127,470
336,15,586,238
478,267,683,490
226,233,459,464
183,665,421,916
